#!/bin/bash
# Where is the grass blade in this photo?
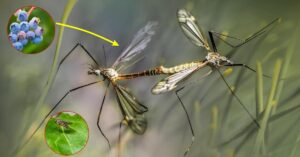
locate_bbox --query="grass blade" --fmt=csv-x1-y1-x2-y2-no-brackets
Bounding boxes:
256,61,264,117
272,25,298,114
254,59,282,157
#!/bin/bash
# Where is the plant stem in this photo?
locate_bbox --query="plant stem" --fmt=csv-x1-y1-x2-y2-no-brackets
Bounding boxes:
254,59,282,157
27,6,36,16
256,61,264,117
272,24,299,114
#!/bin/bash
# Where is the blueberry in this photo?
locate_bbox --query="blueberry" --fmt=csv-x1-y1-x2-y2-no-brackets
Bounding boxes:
9,33,18,43
20,21,30,32
19,39,28,45
32,35,43,44
29,17,40,30
17,10,28,22
34,26,44,36
17,31,27,40
13,42,23,51
26,31,35,40
10,22,20,34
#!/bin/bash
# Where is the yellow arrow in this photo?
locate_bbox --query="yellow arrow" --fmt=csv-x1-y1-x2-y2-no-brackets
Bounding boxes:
56,22,119,46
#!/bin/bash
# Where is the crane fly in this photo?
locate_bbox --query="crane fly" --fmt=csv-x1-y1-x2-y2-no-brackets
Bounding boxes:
117,9,278,156
16,22,161,156
54,118,72,129
149,9,280,156
153,9,279,94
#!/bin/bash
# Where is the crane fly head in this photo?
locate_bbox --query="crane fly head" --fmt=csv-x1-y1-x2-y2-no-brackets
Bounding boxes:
87,64,102,76
206,52,233,67
88,65,118,80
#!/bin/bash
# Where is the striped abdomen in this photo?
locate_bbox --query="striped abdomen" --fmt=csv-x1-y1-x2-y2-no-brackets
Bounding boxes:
160,61,205,74
117,67,163,80
117,61,205,80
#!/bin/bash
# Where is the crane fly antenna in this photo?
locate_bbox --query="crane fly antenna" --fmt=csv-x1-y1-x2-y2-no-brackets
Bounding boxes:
175,87,195,157
97,82,111,150
215,68,260,128
225,63,272,78
12,80,103,156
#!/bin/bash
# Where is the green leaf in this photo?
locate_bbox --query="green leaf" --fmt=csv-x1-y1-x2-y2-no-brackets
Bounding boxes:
45,112,88,155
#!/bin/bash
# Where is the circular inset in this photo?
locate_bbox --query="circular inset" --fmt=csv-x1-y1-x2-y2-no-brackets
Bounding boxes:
45,111,89,155
7,6,55,54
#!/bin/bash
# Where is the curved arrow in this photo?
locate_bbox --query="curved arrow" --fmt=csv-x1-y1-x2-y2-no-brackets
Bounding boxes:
56,22,119,46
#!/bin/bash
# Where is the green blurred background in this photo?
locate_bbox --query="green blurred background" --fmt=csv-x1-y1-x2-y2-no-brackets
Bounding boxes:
0,0,300,157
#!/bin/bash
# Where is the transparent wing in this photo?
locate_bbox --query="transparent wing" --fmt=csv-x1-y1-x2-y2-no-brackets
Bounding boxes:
114,85,148,134
112,22,158,70
152,64,200,94
177,9,210,51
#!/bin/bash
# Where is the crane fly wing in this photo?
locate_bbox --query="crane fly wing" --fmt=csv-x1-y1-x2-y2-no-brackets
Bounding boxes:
177,9,210,51
115,85,148,114
112,22,158,70
114,85,147,134
152,64,200,94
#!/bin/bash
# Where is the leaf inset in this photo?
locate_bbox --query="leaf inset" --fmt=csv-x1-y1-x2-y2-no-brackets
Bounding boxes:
45,112,88,155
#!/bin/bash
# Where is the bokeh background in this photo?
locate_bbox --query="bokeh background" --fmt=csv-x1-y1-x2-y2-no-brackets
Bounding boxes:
0,0,300,157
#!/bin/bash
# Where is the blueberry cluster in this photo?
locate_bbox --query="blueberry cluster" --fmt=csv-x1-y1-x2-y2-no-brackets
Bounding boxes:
9,10,44,51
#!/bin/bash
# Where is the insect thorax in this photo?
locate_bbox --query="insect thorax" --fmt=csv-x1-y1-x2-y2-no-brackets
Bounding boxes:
206,52,232,66
101,68,119,80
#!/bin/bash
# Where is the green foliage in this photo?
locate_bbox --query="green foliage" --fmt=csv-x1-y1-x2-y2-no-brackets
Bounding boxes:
45,112,88,155
254,59,282,156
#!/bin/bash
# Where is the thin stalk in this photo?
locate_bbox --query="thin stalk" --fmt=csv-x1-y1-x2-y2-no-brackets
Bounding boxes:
210,106,218,146
256,61,264,117
272,25,299,114
254,59,282,157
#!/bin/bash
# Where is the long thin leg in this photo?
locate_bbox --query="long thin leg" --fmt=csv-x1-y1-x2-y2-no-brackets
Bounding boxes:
175,88,195,157
210,31,243,48
215,68,260,128
209,18,280,49
117,120,125,157
13,80,103,156
225,63,271,78
58,43,99,72
209,31,217,52
96,82,111,150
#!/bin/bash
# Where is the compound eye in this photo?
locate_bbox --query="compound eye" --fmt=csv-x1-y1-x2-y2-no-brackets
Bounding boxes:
95,70,100,75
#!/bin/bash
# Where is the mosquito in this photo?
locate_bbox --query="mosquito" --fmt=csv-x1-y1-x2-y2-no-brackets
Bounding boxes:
149,9,280,156
15,22,160,156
